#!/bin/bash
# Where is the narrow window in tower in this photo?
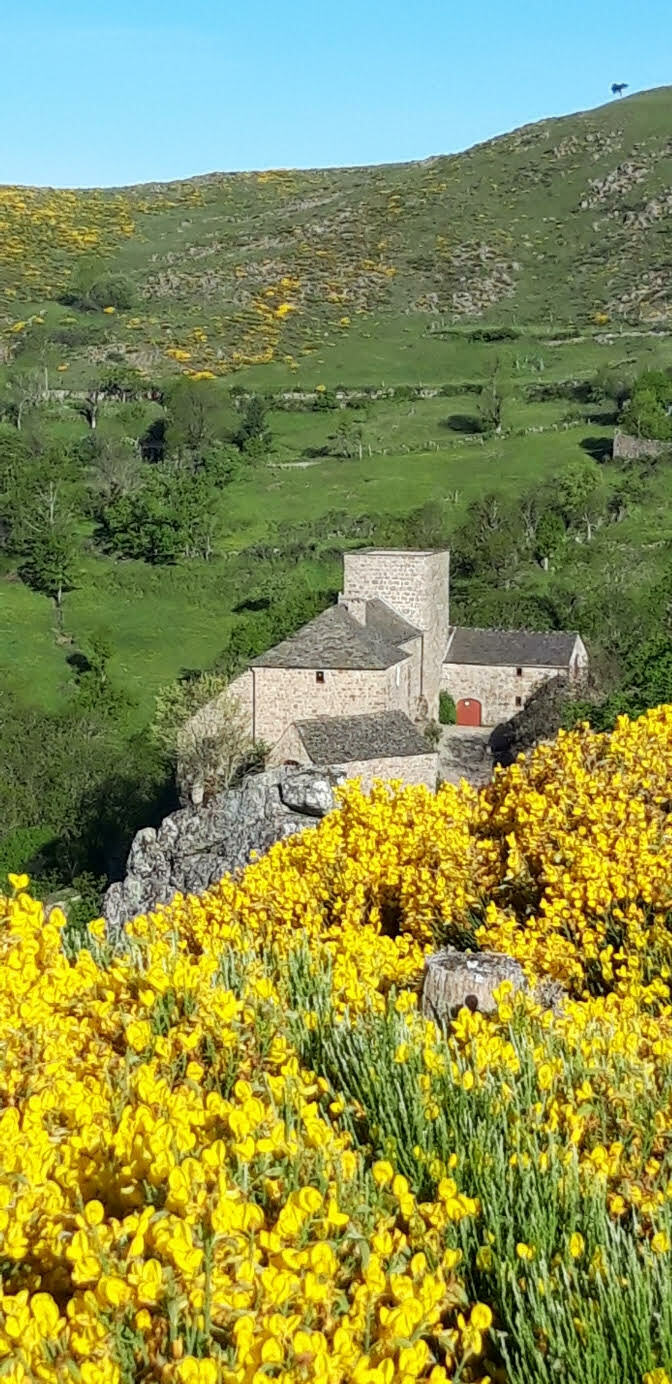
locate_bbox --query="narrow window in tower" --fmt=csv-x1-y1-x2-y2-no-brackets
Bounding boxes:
316,671,325,684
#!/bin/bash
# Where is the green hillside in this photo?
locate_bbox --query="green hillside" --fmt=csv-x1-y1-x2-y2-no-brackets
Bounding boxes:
2,86,672,381
2,87,672,899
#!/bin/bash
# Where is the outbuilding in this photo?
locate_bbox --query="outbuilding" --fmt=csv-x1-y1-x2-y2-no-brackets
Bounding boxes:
442,627,588,727
267,709,438,792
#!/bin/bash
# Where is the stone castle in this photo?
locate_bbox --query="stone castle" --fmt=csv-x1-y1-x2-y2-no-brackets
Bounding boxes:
184,548,587,797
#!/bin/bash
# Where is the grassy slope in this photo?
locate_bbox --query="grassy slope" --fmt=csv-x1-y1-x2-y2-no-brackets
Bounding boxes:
2,88,672,723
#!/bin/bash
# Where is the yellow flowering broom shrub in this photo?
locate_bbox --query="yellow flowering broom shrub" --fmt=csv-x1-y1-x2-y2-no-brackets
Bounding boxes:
4,707,672,1382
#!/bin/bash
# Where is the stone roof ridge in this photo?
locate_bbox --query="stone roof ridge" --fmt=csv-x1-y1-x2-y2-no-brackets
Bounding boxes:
449,623,580,637
251,601,406,670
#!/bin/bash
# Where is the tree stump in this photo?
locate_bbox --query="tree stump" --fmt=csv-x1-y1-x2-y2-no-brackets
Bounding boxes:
420,947,527,1025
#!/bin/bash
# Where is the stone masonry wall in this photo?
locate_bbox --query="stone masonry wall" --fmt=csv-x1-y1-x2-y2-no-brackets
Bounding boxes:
343,550,450,719
441,663,562,726
252,664,403,748
612,431,672,462
442,639,588,727
267,723,311,768
335,752,438,793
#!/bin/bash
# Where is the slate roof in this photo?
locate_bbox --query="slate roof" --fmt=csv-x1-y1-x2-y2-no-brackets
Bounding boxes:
295,710,433,764
444,627,579,669
250,604,406,670
364,598,421,647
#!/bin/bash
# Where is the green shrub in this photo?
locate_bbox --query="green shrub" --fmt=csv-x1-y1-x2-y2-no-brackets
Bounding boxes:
439,691,457,725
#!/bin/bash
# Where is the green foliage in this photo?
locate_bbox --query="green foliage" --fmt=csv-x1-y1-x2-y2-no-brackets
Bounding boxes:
234,395,271,453
439,691,457,725
152,671,255,798
534,507,565,561
63,259,135,312
19,528,78,609
619,370,672,441
164,376,218,457
99,469,219,563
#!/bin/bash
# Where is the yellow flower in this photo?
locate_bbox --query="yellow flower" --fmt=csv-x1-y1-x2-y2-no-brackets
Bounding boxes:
470,1302,493,1331
7,872,29,892
372,1160,394,1186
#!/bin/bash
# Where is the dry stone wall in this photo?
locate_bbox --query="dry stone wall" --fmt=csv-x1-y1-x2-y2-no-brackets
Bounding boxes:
612,431,672,462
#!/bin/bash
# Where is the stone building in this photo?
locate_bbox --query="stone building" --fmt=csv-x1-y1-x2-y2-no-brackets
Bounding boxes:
181,548,586,796
268,709,438,792
442,627,588,727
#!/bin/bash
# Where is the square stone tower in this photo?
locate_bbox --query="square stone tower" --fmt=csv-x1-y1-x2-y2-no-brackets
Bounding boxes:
342,549,450,719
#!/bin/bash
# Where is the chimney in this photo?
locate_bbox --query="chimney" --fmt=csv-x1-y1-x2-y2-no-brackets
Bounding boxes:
337,593,367,625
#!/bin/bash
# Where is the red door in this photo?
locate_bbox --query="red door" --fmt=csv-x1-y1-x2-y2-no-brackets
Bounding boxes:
457,698,482,727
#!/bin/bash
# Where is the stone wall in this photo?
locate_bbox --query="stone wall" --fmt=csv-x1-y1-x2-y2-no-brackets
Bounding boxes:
337,752,437,793
267,723,310,767
612,430,672,462
252,664,405,747
442,663,561,727
342,549,450,719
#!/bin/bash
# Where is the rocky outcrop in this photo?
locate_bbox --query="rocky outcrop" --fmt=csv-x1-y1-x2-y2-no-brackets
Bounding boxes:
103,766,342,934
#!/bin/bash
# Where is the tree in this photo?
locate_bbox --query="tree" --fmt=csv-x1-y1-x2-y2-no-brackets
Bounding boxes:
75,389,104,431
403,500,447,550
234,395,271,453
555,459,604,541
479,370,503,435
3,369,45,430
85,436,143,505
619,370,672,442
151,673,256,803
98,365,145,402
164,377,217,460
19,528,78,622
534,508,565,567
63,259,135,312
329,418,364,460
452,493,520,582
99,469,219,563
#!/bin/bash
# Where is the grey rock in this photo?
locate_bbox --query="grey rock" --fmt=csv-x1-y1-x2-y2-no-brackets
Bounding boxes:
279,768,341,817
103,766,338,933
420,947,527,1024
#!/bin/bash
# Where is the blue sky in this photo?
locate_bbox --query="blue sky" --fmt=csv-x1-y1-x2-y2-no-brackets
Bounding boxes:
4,0,671,186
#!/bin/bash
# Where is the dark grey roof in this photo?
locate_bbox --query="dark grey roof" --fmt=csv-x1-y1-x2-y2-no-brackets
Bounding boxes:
251,604,405,670
365,598,421,646
295,710,433,763
444,626,580,669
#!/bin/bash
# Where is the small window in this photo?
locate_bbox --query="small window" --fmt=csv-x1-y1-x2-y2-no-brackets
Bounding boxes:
516,667,523,678
515,696,522,708
316,670,325,684
395,664,401,687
